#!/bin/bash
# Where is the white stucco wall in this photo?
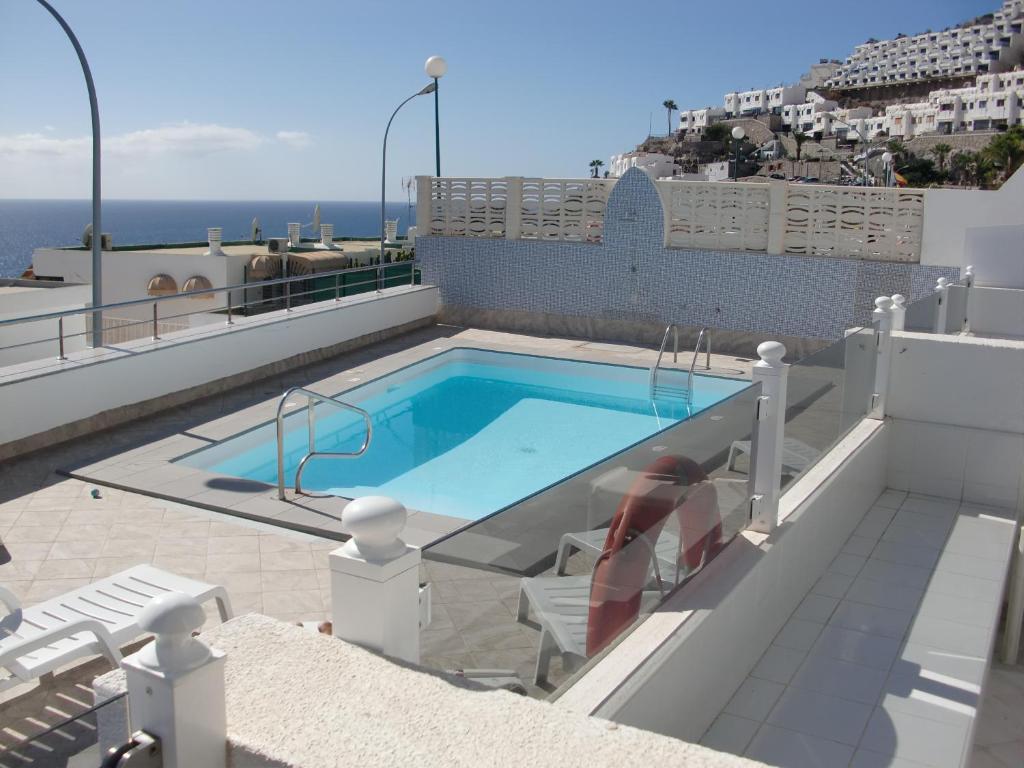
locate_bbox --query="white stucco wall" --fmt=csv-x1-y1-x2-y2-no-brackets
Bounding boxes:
0,286,438,449
886,333,1024,434
559,420,888,741
969,286,1024,336
0,283,91,366
885,332,1024,508
96,614,770,768
32,247,247,319
965,225,1024,289
921,167,1024,271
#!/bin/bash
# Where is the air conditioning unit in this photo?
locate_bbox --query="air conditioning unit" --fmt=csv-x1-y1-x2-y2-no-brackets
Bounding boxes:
267,238,290,254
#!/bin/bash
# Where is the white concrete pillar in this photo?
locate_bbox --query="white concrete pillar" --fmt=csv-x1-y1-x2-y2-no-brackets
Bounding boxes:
765,180,788,255
415,176,432,236
749,341,788,534
890,294,906,331
330,496,421,664
505,177,523,240
121,593,227,768
288,222,302,248
963,265,974,333
870,296,893,419
933,277,950,334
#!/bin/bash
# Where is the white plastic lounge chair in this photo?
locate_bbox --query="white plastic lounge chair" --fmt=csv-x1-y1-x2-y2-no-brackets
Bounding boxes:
0,565,232,691
727,437,821,474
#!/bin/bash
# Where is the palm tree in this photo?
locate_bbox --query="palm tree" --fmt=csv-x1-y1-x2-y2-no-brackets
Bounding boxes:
663,100,678,135
929,142,952,174
793,131,808,161
589,159,604,178
982,126,1024,182
886,138,907,158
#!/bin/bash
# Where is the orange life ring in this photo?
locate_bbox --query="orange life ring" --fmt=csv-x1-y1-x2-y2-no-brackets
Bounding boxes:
585,456,721,657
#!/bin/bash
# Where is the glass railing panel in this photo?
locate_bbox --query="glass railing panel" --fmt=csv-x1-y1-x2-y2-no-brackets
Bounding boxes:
781,325,877,491
904,290,940,332
421,381,761,695
945,284,968,334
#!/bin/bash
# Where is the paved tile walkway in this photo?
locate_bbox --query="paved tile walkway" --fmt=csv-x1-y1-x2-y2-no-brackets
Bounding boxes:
700,490,1021,768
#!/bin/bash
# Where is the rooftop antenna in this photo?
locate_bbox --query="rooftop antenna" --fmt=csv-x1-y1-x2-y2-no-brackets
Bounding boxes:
402,177,416,225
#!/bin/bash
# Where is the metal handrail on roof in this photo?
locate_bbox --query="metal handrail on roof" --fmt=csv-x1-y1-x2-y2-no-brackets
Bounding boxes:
0,260,419,329
276,387,372,500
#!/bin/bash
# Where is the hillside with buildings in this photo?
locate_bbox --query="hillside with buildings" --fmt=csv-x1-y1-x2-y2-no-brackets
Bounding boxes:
612,0,1024,186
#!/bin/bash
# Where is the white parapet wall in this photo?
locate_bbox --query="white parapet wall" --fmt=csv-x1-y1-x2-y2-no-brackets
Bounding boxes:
557,419,888,742
969,286,1024,337
885,331,1024,508
0,286,438,455
95,614,769,768
921,166,1024,273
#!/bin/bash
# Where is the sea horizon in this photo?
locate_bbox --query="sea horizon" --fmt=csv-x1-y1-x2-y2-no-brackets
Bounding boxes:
0,198,417,279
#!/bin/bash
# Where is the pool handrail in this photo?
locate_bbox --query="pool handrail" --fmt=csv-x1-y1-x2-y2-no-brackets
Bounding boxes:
276,386,372,500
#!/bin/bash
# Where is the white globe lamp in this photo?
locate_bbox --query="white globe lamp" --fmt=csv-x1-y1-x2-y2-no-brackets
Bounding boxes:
424,56,447,79
731,126,745,141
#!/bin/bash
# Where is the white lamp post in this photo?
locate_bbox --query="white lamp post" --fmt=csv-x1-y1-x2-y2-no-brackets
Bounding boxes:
731,125,745,181
35,0,103,347
881,151,894,187
424,56,447,176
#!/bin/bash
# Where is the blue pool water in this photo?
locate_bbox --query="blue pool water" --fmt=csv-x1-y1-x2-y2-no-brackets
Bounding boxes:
178,349,749,520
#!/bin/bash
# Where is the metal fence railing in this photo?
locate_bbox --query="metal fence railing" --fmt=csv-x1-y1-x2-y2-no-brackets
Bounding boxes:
0,260,421,368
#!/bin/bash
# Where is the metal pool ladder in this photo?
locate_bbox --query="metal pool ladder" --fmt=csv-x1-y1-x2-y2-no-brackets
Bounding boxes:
649,324,711,404
276,386,372,500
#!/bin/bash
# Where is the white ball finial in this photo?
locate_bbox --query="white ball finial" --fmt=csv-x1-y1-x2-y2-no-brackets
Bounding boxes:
936,277,949,288
135,592,212,673
891,294,906,308
425,56,447,79
756,341,786,366
342,496,408,561
964,264,974,276
874,296,894,311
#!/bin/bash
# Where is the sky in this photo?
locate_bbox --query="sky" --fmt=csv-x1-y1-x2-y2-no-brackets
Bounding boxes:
0,0,1000,201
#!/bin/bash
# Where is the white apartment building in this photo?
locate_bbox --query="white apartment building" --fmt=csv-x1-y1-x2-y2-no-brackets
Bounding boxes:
934,70,1024,132
724,83,806,117
781,95,840,133
678,106,727,135
825,0,1024,90
608,151,679,178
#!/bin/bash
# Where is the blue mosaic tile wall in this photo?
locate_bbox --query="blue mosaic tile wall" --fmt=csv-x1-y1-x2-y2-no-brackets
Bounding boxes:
418,169,959,341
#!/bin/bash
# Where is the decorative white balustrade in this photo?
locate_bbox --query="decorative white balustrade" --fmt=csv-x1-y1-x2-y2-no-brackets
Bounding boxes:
781,185,925,262
656,180,771,252
417,175,925,262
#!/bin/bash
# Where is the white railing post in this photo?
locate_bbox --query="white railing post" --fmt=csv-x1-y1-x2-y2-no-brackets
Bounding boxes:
870,296,893,419
963,264,974,333
933,277,950,333
505,177,523,240
749,341,788,534
121,593,227,768
330,496,421,664
415,175,432,236
766,179,788,255
890,294,906,331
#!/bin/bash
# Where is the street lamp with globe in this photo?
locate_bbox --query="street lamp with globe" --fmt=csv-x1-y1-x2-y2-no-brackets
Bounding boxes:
731,126,746,181
424,56,447,176
881,151,894,187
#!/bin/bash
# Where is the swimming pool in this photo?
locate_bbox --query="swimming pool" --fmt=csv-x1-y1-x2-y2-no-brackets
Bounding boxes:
178,349,749,520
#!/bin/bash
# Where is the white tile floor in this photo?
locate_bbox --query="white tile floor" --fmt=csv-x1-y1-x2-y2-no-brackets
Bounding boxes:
700,490,1020,768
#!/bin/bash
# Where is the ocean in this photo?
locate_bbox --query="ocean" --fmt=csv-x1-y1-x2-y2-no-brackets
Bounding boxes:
0,199,417,278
